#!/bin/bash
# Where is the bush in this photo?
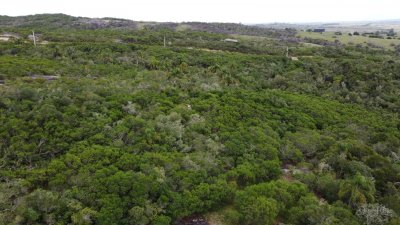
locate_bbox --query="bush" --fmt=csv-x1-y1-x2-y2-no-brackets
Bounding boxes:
356,204,396,225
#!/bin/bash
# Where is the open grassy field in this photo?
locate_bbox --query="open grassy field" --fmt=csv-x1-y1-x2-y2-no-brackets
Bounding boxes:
297,31,400,49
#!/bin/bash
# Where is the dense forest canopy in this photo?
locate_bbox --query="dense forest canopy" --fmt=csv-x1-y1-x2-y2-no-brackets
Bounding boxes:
0,14,399,225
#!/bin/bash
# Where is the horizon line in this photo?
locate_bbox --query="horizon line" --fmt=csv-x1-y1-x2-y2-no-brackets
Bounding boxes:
1,13,400,25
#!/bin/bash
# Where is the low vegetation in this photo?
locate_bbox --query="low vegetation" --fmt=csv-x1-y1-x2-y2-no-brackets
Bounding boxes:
0,14,399,225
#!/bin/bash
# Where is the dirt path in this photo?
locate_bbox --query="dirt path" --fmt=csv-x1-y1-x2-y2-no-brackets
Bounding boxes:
174,215,209,225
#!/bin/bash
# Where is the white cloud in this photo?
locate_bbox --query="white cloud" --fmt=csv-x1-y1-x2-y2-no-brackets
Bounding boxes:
0,0,399,23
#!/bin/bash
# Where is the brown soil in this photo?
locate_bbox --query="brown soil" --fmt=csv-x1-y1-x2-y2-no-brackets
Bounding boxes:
174,215,209,225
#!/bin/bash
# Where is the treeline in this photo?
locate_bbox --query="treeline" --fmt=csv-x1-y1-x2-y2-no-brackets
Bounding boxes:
0,14,294,38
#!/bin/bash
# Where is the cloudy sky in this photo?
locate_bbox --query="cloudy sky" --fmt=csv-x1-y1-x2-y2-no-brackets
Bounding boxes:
1,0,399,23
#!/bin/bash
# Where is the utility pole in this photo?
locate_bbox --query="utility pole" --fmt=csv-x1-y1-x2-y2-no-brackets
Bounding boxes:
286,46,289,58
163,35,166,47
32,31,36,46
265,44,293,58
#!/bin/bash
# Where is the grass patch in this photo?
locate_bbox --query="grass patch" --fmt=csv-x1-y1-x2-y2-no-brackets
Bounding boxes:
298,31,400,50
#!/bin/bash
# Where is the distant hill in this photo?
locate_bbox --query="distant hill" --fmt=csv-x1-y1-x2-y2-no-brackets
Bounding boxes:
0,13,296,37
255,19,400,32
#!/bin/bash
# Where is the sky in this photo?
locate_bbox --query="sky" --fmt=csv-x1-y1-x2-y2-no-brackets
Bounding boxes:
0,0,399,24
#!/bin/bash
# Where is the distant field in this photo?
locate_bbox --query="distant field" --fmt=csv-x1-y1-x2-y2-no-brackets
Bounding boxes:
297,31,400,50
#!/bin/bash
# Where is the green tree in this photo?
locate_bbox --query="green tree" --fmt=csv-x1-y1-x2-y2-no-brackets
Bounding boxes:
128,206,149,225
240,197,278,225
338,173,376,207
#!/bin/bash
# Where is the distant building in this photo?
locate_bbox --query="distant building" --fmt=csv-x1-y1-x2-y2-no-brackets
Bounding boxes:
313,28,325,33
224,38,239,43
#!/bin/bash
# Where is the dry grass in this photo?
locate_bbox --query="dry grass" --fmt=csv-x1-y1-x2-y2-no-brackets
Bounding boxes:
205,212,226,225
298,31,400,50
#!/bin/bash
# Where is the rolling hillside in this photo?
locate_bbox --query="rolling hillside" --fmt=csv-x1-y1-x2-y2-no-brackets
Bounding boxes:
0,14,399,225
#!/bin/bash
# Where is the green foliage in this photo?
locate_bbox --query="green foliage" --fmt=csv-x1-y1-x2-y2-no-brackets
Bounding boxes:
240,196,278,225
338,173,376,208
0,14,400,224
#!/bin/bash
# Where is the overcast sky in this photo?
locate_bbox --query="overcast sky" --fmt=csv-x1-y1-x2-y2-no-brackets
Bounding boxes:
1,0,399,24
